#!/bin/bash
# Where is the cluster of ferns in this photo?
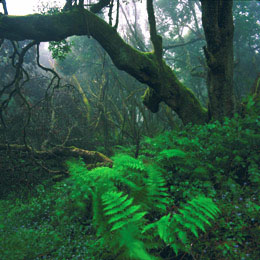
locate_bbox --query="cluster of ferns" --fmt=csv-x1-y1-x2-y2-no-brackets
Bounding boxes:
65,154,219,259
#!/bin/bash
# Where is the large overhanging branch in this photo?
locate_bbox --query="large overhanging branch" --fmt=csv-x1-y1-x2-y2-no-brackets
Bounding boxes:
0,7,208,124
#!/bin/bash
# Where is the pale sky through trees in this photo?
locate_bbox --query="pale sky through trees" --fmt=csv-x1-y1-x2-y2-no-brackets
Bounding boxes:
1,0,65,15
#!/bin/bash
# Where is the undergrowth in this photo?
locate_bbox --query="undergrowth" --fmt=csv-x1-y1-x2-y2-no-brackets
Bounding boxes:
63,155,219,259
0,109,259,259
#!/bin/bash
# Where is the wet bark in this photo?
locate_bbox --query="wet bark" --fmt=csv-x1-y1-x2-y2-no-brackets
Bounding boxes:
0,144,112,169
201,0,235,120
0,8,208,125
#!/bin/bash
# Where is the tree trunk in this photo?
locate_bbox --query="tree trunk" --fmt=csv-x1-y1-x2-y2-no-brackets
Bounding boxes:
201,0,235,120
0,9,208,125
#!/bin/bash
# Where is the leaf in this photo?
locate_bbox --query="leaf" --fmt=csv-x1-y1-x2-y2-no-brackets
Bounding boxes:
131,211,147,222
159,149,187,159
178,230,187,243
172,243,179,255
105,198,134,216
111,220,127,231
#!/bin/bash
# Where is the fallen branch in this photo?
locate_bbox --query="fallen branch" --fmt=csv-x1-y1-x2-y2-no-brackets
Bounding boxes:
0,144,113,181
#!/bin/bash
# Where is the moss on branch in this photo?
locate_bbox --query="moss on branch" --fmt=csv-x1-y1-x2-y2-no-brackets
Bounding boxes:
0,9,208,124
142,88,162,113
0,144,112,169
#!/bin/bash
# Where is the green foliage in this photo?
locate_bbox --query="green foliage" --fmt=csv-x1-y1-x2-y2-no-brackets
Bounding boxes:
141,109,260,259
48,39,73,60
0,225,60,260
64,154,219,259
0,183,96,259
143,196,219,255
38,1,73,62
0,110,259,259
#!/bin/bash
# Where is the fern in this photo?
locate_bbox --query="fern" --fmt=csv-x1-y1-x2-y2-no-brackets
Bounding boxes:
112,155,169,214
145,164,169,212
66,157,88,176
66,155,220,259
158,149,187,160
119,225,154,260
102,191,146,232
113,154,146,172
100,190,152,259
143,196,220,255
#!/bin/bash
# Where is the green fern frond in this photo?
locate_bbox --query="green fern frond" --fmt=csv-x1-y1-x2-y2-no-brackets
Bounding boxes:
102,191,147,232
103,191,128,211
146,196,220,255
66,157,220,259
119,224,155,260
92,190,106,236
66,158,88,176
188,196,220,217
113,154,146,172
158,149,187,160
101,191,153,259
86,166,118,181
144,132,174,151
156,214,171,241
145,165,168,212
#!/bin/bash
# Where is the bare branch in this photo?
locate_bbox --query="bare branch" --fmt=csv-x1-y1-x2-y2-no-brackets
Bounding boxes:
113,0,120,30
164,37,204,50
89,0,111,13
146,0,162,61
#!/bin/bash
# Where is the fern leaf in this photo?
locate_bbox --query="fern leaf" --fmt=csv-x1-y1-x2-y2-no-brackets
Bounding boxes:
150,196,219,255
183,205,211,226
105,198,135,217
131,212,147,222
157,214,171,241
102,191,146,231
179,209,206,232
159,149,187,160
103,193,128,210
113,154,146,172
145,165,168,212
111,220,128,231
177,230,188,244
188,197,219,219
102,191,124,204
172,243,179,256
108,205,141,224
119,224,154,260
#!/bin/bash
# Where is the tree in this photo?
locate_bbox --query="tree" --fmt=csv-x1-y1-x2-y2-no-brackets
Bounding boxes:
0,0,251,124
233,1,260,99
201,0,235,119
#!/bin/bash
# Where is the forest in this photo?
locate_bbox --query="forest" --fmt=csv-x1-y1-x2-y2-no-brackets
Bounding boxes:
0,0,259,259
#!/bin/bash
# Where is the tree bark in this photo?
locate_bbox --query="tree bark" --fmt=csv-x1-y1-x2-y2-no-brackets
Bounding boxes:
201,0,235,120
0,9,208,125
0,144,113,168
251,72,260,101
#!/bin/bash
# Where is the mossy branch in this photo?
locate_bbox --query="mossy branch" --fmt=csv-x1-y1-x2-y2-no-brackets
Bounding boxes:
0,144,112,168
0,9,208,124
